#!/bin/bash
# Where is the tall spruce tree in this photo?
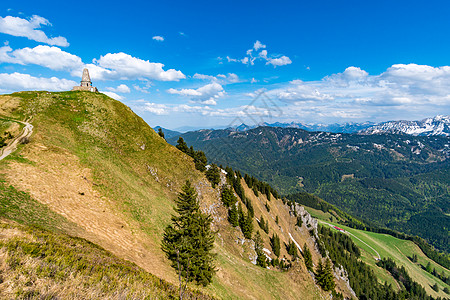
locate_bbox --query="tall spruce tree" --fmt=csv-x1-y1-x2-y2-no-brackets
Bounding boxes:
162,181,216,289
228,203,239,227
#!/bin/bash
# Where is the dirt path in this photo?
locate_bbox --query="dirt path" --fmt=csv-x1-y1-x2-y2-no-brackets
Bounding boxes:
0,120,33,160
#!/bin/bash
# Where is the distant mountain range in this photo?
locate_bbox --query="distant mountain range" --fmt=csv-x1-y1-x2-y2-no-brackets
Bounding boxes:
230,121,376,133
230,115,450,136
359,115,450,136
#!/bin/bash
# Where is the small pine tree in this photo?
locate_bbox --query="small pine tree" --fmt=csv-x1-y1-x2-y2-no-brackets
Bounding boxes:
432,283,439,292
258,215,266,231
426,261,432,273
275,216,279,225
205,164,220,188
254,231,267,268
158,128,165,139
286,240,298,258
176,137,189,153
193,150,207,172
302,243,313,271
221,187,237,207
162,181,216,289
265,202,270,212
316,259,335,292
239,209,253,239
296,217,303,228
443,286,449,294
270,234,281,257
228,203,239,227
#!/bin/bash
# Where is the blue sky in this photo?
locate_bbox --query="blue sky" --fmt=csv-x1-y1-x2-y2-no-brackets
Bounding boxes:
1,0,450,130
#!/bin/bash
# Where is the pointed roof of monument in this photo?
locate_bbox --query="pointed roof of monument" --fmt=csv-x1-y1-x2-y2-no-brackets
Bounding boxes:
81,68,91,84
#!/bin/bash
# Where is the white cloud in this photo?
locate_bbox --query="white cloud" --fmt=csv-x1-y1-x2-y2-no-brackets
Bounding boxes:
0,72,76,92
0,15,69,47
152,35,164,42
142,102,169,115
102,91,123,100
256,63,450,122
253,40,266,51
0,45,82,70
266,55,292,67
193,72,240,84
0,45,184,83
91,52,185,81
227,40,291,68
107,84,131,93
167,82,225,105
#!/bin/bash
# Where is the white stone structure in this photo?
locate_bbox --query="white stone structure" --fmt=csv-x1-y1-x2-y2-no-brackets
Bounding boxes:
72,68,98,92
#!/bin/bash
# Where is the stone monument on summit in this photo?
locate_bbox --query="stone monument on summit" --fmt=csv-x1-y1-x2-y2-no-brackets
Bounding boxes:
72,68,98,92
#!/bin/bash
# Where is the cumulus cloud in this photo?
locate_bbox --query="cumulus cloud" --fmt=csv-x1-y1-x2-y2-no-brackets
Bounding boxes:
152,35,164,42
90,52,185,81
0,44,184,83
142,102,169,115
0,15,69,46
193,72,240,84
226,40,291,67
266,55,292,67
253,40,266,51
257,63,450,122
167,82,225,105
107,84,131,93
0,45,82,70
0,72,76,92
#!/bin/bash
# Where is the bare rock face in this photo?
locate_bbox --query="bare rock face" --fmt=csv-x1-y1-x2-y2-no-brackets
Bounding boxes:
291,203,318,236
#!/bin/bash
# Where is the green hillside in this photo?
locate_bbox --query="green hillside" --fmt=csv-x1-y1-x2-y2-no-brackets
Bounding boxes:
170,126,450,253
0,91,335,299
306,206,450,299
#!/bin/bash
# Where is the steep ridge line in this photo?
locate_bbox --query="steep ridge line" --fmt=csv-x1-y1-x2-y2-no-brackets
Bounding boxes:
0,119,33,160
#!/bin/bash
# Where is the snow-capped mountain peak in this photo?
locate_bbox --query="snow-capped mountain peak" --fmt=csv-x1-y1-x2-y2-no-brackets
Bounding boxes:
360,115,450,136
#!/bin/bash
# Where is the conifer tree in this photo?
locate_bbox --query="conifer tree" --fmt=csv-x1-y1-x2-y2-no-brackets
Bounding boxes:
162,181,216,289
205,163,220,188
316,259,335,292
239,208,253,239
286,240,298,258
221,187,237,207
258,215,265,230
254,231,267,268
302,243,313,271
176,137,189,153
158,128,165,139
193,150,207,172
228,203,239,227
270,233,281,257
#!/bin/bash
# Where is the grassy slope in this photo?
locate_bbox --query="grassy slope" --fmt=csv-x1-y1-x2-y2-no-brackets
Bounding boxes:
305,207,450,298
0,220,210,299
0,91,336,299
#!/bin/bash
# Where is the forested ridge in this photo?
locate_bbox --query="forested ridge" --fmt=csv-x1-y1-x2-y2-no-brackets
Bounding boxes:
169,126,450,253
